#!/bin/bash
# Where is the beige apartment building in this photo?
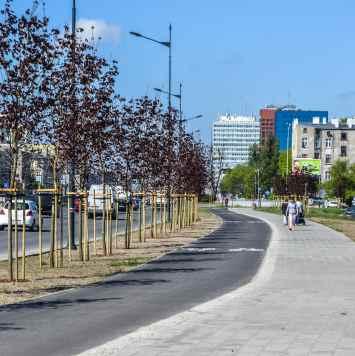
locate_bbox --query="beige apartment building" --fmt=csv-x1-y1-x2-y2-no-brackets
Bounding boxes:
292,118,355,182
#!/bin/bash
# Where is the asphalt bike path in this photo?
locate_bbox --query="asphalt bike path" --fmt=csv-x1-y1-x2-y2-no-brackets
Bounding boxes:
82,208,355,356
0,209,271,356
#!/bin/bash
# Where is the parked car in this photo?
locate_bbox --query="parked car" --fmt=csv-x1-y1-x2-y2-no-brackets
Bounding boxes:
116,196,139,212
28,193,52,216
87,184,114,217
309,197,324,207
324,200,347,208
0,200,40,231
344,206,355,218
324,200,338,208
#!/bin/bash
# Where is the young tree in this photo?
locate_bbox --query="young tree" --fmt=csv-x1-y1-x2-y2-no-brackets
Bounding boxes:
178,133,208,195
0,0,57,280
0,0,56,188
323,160,352,202
249,136,279,192
208,146,224,201
220,164,255,198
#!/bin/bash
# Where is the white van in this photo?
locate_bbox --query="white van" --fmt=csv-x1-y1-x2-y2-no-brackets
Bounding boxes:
88,184,113,216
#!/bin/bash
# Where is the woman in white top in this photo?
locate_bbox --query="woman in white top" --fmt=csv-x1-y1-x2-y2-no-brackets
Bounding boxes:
286,199,298,231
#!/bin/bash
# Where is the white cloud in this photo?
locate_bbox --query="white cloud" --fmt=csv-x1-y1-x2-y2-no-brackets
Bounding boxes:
77,18,120,44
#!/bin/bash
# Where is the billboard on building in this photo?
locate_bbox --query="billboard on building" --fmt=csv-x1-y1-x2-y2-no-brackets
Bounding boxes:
293,158,321,176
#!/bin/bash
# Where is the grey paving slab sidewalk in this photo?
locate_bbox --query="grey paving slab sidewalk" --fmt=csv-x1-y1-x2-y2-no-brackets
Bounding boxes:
79,208,355,356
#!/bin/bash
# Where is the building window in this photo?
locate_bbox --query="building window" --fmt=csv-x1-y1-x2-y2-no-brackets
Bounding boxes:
325,171,331,181
314,152,320,159
302,154,308,158
325,154,332,164
303,127,308,134
325,137,332,148
301,136,308,149
341,132,347,141
341,146,347,157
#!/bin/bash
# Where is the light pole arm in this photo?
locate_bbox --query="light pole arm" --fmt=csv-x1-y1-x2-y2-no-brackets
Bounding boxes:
129,32,170,47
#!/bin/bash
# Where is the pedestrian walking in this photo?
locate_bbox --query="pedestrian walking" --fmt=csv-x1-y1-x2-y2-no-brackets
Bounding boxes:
286,199,298,231
296,200,306,225
224,197,229,209
281,199,288,225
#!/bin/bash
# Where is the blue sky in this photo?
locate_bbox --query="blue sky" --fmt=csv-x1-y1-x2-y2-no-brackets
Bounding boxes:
12,0,355,143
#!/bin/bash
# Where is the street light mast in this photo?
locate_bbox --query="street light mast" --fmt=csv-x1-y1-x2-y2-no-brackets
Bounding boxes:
69,0,77,249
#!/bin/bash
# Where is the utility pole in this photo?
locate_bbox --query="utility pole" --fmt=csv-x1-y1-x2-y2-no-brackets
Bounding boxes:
168,24,172,113
167,24,173,222
256,168,261,207
286,122,291,193
179,82,182,136
69,0,76,249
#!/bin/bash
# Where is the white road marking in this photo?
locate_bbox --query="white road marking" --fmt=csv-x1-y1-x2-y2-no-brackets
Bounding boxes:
229,248,264,252
183,248,216,252
182,247,264,253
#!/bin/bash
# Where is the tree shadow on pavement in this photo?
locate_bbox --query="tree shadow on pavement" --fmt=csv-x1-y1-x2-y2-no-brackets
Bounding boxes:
147,257,222,264
0,297,122,313
130,267,213,274
94,278,170,288
168,251,227,257
0,323,24,332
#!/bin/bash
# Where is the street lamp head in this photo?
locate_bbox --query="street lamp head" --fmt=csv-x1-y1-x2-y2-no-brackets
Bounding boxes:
153,88,163,93
129,31,142,37
160,41,171,48
182,114,203,122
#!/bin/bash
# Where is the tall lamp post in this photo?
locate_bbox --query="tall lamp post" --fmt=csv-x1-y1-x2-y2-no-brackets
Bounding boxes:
68,0,77,249
130,25,173,219
130,25,172,111
286,122,291,193
255,168,261,207
154,83,182,135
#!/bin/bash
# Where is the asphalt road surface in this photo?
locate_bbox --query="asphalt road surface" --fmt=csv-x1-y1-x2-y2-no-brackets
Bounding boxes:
0,207,158,260
0,209,271,356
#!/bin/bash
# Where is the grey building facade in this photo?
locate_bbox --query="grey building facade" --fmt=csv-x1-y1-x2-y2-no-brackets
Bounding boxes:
292,118,355,182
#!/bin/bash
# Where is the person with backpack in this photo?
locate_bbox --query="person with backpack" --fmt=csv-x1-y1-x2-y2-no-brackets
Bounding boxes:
296,200,306,225
281,199,288,225
286,199,298,231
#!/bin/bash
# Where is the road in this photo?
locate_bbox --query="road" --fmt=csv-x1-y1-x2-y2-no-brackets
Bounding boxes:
0,209,271,356
0,207,158,260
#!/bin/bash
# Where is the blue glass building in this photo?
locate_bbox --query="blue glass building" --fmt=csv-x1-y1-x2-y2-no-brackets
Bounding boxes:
275,110,328,150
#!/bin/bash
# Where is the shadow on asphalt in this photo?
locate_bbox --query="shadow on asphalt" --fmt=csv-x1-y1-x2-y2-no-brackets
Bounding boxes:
190,240,235,244
130,267,213,274
94,278,170,288
168,251,229,256
0,297,122,313
0,323,24,332
202,237,238,241
147,258,223,264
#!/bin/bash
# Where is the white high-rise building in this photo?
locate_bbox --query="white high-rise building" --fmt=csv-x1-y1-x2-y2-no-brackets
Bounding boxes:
212,114,260,171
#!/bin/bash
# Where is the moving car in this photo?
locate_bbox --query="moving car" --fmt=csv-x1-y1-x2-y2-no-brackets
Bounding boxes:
0,200,39,231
